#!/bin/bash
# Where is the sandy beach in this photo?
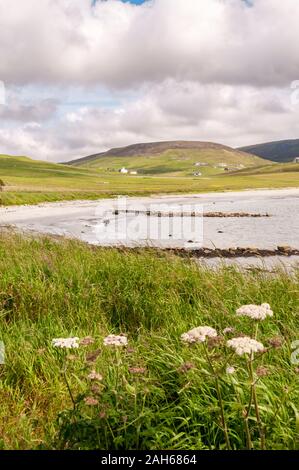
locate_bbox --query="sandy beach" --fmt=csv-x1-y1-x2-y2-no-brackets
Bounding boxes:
1,188,298,250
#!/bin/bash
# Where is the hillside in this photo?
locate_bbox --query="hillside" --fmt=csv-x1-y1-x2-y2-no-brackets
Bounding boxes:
238,139,299,163
66,140,267,176
229,162,299,176
0,154,103,188
1,151,298,206
0,153,117,204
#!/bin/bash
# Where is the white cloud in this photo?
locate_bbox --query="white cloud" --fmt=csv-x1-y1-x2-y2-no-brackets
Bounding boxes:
1,0,299,88
0,96,58,122
0,0,298,160
1,80,297,162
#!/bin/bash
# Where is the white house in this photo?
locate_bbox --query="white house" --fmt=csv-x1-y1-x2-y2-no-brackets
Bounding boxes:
294,157,299,163
194,162,208,167
130,171,138,175
217,163,228,168
119,167,128,174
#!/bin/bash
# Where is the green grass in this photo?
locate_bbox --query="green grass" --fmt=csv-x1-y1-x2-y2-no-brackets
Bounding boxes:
71,148,266,176
0,154,298,206
0,154,109,189
229,162,299,176
0,191,116,206
0,232,298,449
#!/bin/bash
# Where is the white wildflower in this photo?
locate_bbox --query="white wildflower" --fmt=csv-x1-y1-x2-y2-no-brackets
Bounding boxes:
52,337,80,349
87,370,103,381
181,326,217,344
226,366,236,375
223,327,235,334
103,334,128,347
227,337,265,356
236,303,273,320
84,396,99,406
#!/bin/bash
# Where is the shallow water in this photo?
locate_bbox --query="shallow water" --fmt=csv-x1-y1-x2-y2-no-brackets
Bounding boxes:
1,189,299,256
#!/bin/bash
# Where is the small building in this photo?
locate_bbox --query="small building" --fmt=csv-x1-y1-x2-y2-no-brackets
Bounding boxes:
119,167,128,174
294,157,299,163
130,171,138,175
217,163,228,168
194,162,208,167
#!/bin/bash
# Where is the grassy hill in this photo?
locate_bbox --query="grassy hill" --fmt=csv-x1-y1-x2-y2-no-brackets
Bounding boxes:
0,153,117,204
66,140,266,176
239,139,299,163
0,151,298,206
229,162,299,176
0,153,103,186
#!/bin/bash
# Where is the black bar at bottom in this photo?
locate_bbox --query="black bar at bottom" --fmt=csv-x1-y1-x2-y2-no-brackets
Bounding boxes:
0,450,297,467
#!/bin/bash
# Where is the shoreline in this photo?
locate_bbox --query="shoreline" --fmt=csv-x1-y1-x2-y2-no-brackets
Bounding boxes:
1,186,299,212
1,187,298,256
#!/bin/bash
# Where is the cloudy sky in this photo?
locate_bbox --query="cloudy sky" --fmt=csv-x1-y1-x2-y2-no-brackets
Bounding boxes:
0,0,299,162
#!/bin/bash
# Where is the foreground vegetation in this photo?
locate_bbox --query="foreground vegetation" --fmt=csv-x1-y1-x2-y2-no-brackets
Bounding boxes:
0,232,298,450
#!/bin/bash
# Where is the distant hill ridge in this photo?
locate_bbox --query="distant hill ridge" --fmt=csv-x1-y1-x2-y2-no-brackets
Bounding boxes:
238,139,299,163
65,140,257,166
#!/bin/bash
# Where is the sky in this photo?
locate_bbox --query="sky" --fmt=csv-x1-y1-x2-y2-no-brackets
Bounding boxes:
122,1,147,4
0,0,299,162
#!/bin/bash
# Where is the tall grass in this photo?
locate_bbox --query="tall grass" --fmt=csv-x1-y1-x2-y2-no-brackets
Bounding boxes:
0,232,298,449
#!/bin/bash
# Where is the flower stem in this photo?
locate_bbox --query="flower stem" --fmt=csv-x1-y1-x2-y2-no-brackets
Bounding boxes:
215,376,231,450
244,416,253,450
63,360,76,410
203,344,231,450
244,369,254,449
229,376,252,450
248,357,266,450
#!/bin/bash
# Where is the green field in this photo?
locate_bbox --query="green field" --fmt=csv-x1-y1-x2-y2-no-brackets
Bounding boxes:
0,153,298,206
0,232,298,450
230,162,299,176
70,148,265,176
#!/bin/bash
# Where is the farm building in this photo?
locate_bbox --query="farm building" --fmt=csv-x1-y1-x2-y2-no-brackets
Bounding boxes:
194,162,208,167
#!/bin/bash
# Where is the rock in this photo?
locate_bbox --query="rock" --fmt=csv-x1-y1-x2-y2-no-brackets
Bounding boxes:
277,245,292,255
246,246,259,255
277,245,291,252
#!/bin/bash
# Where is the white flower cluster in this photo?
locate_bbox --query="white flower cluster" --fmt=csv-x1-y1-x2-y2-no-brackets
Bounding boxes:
181,326,218,344
103,334,128,347
88,370,103,381
223,327,235,335
52,337,80,349
227,336,265,356
236,303,273,320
